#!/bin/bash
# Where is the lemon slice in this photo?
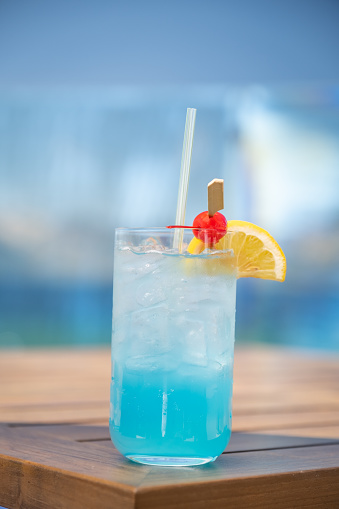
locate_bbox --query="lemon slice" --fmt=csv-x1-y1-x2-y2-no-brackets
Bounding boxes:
187,220,286,281
215,220,286,281
186,236,206,254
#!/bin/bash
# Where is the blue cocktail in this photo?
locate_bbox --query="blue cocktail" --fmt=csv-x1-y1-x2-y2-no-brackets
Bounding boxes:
109,228,236,466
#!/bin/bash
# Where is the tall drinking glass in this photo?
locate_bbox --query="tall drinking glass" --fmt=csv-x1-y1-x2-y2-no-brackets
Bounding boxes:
109,228,236,466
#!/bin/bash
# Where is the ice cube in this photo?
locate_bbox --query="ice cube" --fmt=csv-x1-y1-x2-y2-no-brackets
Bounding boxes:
175,319,208,367
136,281,167,307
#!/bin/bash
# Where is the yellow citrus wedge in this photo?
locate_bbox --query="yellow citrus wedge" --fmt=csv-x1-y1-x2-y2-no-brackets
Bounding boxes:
186,236,205,254
215,220,286,281
187,220,286,281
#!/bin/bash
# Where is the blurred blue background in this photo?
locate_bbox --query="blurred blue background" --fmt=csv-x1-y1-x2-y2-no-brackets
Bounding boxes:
0,0,339,350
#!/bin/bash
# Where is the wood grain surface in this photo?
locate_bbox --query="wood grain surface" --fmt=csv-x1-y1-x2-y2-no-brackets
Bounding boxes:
0,345,339,508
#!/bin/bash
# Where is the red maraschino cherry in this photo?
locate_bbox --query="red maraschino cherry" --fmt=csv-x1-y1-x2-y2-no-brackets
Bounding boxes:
193,211,227,247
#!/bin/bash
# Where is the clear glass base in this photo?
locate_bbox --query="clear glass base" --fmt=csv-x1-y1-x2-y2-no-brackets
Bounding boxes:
126,455,217,466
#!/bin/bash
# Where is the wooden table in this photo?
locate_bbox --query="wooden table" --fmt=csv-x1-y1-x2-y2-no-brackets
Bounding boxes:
1,346,339,508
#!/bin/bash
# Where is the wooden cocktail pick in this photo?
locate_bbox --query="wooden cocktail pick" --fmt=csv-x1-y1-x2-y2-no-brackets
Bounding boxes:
208,178,224,217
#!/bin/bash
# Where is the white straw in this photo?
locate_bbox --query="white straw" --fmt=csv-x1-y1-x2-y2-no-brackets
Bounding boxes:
173,108,196,251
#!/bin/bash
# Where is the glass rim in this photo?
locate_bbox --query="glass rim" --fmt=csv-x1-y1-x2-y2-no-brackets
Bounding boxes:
115,226,228,233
